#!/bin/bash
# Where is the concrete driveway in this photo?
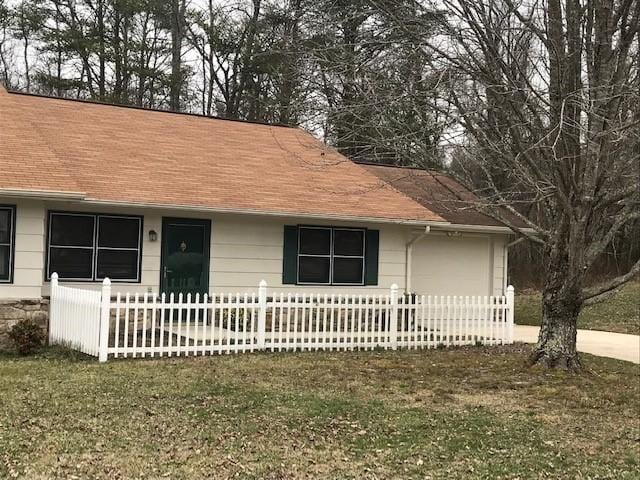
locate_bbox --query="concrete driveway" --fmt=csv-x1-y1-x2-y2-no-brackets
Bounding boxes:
514,325,640,364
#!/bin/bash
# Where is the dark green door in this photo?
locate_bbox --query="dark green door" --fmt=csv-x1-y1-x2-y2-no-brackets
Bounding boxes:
161,218,211,298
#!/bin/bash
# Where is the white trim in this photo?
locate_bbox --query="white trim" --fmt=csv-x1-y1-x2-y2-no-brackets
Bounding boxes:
297,226,332,285
424,222,535,235
0,206,15,283
296,226,366,286
48,212,96,281
47,212,142,282
79,198,441,227
488,236,495,296
332,227,366,285
1,190,533,232
94,215,143,282
405,226,431,293
0,188,85,200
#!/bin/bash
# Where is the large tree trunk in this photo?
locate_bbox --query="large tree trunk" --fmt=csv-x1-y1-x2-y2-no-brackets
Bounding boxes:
528,247,583,371
97,0,106,101
169,0,186,111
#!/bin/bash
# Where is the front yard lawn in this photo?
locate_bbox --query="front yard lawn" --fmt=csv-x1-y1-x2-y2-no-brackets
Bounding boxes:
1,346,638,479
516,281,640,335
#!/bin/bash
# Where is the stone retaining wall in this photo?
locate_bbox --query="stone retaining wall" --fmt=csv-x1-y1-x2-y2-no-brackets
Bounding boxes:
0,299,49,349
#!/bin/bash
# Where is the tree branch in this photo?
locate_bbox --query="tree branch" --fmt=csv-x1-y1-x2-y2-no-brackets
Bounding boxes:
582,258,640,303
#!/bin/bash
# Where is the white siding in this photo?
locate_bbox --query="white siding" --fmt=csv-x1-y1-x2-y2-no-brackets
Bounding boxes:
0,198,507,300
210,216,407,294
29,202,409,296
410,233,508,297
492,235,508,296
0,200,45,299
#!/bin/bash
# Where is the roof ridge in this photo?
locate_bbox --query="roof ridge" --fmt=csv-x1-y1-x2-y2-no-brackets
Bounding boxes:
6,89,296,129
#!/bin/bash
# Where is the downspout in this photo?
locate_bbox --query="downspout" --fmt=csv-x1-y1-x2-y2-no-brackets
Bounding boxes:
503,236,526,292
405,225,431,294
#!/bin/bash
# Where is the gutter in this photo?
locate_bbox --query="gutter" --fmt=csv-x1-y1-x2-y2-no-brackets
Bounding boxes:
55,197,445,227
425,221,535,235
405,225,431,293
0,188,86,201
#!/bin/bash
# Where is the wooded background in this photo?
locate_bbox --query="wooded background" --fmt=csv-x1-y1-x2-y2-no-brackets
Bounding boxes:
1,0,637,288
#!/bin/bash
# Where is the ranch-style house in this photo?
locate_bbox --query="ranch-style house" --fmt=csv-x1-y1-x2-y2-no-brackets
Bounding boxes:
0,87,520,351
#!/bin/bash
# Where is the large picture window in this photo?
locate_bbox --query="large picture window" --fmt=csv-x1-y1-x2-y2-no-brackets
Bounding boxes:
297,227,365,285
0,206,15,283
47,212,142,282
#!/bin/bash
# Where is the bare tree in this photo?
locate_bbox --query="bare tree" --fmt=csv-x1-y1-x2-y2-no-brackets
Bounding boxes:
305,0,447,166
0,0,14,88
169,0,186,111
379,0,639,370
12,0,44,92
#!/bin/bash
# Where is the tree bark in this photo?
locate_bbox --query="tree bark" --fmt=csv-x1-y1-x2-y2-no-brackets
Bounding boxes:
97,0,106,101
232,0,261,119
169,0,186,111
528,247,583,371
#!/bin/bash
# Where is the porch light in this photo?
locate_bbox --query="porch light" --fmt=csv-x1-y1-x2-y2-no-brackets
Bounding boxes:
148,230,158,242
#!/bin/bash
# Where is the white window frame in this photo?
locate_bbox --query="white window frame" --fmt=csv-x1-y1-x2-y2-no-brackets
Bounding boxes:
95,215,143,281
0,206,15,284
331,228,366,286
47,212,96,281
297,226,332,285
297,226,366,286
47,212,142,282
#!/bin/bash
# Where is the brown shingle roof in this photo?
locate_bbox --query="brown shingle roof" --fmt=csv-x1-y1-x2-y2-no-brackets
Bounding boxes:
362,163,524,228
0,91,81,195
0,88,443,224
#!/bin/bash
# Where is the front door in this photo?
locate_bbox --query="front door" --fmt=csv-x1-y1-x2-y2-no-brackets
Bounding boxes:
160,217,211,298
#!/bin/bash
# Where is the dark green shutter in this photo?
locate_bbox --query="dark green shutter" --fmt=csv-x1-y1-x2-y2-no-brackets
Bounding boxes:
282,225,299,284
364,229,379,285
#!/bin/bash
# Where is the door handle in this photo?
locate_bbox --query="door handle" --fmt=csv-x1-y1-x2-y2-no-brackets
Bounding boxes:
163,266,172,279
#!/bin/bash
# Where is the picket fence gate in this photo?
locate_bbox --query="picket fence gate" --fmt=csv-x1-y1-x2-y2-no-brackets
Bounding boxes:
48,273,515,363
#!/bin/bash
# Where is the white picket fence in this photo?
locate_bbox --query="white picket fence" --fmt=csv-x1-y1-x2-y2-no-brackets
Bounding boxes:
49,274,515,363
49,274,103,356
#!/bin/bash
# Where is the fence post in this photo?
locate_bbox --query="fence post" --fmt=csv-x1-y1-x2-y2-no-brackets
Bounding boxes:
390,284,399,350
98,277,111,363
257,280,267,350
506,285,515,344
49,272,58,345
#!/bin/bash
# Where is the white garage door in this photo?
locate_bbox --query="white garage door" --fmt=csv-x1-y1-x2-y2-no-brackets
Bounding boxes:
411,235,495,296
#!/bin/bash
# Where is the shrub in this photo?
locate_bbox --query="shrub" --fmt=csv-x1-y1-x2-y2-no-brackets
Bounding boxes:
8,319,45,355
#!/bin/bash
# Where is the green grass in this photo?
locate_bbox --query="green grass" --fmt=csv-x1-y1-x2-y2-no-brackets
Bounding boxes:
516,281,640,335
1,346,639,479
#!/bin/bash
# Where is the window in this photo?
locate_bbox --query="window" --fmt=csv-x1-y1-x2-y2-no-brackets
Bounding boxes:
47,212,142,282
297,227,365,285
0,206,15,283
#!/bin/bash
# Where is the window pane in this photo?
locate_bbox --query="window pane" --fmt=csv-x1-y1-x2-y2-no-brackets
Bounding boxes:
49,247,93,279
333,229,364,256
333,258,364,284
299,228,331,255
98,216,140,248
166,224,205,254
0,209,11,244
50,214,95,247
0,245,9,280
298,256,330,283
96,249,138,280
